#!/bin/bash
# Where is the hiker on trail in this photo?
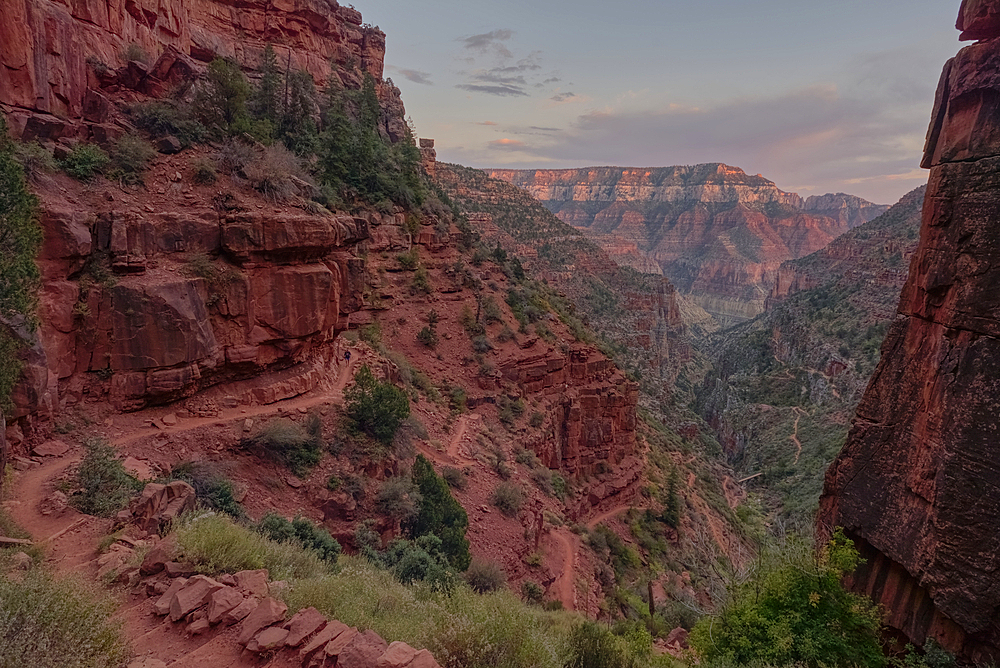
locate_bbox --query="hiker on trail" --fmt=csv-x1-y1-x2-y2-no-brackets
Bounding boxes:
345,350,351,363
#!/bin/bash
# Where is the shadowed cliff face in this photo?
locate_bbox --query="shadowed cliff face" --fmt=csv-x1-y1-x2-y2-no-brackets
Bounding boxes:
818,2,1000,662
489,165,887,328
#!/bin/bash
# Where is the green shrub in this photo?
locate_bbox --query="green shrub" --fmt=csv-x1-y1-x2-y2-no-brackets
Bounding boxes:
412,265,432,294
405,455,471,570
70,438,142,517
530,412,545,428
60,144,109,181
130,101,206,146
482,296,503,324
397,249,419,271
122,42,150,63
490,482,524,518
0,570,130,668
417,326,438,348
521,580,544,604
379,535,457,591
689,528,884,668
344,365,410,445
176,512,330,580
193,57,252,136
564,620,641,668
245,143,313,202
169,461,243,518
239,414,322,476
0,119,41,410
256,513,341,564
464,558,505,593
377,477,422,524
110,133,156,184
191,157,217,184
471,335,492,353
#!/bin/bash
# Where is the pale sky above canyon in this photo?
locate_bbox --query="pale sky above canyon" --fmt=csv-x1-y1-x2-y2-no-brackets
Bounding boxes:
356,0,961,204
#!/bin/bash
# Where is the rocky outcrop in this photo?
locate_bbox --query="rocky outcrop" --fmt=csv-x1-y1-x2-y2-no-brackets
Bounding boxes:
819,4,1000,662
803,193,890,230
490,165,887,327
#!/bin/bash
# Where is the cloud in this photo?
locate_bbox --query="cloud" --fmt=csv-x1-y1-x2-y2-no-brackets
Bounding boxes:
460,29,514,58
456,83,528,97
488,138,527,150
477,121,499,126
395,68,433,85
550,92,577,103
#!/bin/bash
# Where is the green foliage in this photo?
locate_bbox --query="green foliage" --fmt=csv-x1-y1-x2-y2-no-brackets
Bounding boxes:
245,143,313,202
169,461,243,518
412,265,432,294
60,143,109,181
256,513,341,564
318,75,425,207
0,570,130,668
194,57,253,137
442,466,466,490
660,466,681,528
418,325,438,348
405,455,471,570
563,620,642,668
122,42,150,63
0,119,41,408
344,365,410,445
239,414,322,476
690,528,884,668
490,482,524,517
464,558,505,593
110,133,156,184
397,248,419,271
377,476,422,524
129,100,207,146
70,438,142,517
13,141,56,181
378,535,457,591
190,157,217,184
176,512,331,580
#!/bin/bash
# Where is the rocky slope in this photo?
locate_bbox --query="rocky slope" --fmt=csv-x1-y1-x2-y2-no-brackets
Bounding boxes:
489,166,888,327
694,186,925,523
818,3,1000,662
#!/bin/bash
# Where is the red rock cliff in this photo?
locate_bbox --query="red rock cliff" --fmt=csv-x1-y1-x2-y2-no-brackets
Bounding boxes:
818,3,1000,662
489,165,887,328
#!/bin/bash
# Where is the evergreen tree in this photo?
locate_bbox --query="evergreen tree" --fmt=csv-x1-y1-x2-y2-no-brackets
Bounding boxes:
404,455,471,570
280,69,319,156
252,44,282,132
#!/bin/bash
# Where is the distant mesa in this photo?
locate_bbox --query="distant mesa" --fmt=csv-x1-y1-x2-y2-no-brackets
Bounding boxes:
489,164,888,328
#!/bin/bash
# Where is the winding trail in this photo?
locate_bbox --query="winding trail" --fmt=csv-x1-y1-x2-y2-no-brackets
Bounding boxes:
111,356,358,448
444,413,480,466
552,529,577,611
789,407,806,464
586,504,644,531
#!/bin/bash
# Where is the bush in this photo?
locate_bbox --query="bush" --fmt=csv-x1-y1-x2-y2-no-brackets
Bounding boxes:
60,144,109,181
412,265,432,294
176,512,330,580
122,42,150,63
490,482,524,518
217,138,255,176
110,133,156,184
564,620,642,668
471,335,492,353
14,142,56,181
344,365,410,445
405,455,471,570
256,513,341,564
521,581,544,604
245,143,313,202
191,157,217,184
0,570,130,668
239,414,322,476
169,461,243,518
397,249,419,271
417,326,438,348
130,101,206,146
464,558,505,593
379,535,456,591
0,118,41,410
377,477,422,524
482,296,503,324
689,528,884,668
70,438,142,517
442,466,466,490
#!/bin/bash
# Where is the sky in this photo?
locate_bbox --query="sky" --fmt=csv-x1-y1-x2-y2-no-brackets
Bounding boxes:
354,0,963,204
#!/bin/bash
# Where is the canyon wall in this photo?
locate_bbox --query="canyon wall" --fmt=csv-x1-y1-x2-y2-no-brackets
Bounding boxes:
490,165,888,328
0,0,406,145
818,3,1000,661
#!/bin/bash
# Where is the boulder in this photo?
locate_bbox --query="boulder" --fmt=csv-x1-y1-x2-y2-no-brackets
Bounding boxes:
238,597,287,645
153,577,188,616
958,0,1000,39
300,620,349,664
247,625,289,653
337,629,390,668
155,136,182,154
376,641,437,668
130,481,196,533
283,606,327,647
168,575,224,622
220,597,257,626
234,569,269,597
32,440,70,457
37,491,68,516
206,586,245,624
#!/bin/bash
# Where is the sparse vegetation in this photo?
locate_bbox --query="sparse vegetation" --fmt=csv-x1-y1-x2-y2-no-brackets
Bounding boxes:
60,143,109,181
239,414,323,476
490,482,524,517
169,461,243,518
0,570,130,668
69,438,142,517
110,133,156,184
464,558,505,593
405,455,471,570
256,513,341,564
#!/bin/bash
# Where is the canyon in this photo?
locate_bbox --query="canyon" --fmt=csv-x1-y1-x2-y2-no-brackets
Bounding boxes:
819,1,1000,662
490,165,888,328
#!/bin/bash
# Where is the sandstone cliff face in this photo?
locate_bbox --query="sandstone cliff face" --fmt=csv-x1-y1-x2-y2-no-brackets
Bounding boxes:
489,165,886,328
439,163,690,396
819,4,1000,661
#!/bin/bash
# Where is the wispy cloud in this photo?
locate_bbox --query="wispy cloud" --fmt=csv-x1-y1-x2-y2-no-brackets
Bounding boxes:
456,83,528,97
550,92,577,103
460,29,514,58
394,68,433,85
488,138,527,149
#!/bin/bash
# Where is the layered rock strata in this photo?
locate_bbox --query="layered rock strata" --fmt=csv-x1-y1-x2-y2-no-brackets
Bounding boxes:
490,165,887,327
819,4,1000,661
